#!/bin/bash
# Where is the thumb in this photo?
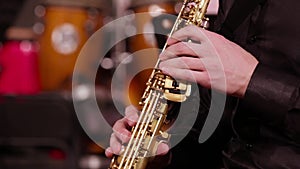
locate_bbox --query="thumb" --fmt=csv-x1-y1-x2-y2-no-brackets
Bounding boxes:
156,142,170,156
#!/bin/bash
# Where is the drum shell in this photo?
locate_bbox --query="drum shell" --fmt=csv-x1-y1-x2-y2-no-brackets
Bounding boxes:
130,0,180,9
0,40,40,95
38,5,103,91
44,0,103,9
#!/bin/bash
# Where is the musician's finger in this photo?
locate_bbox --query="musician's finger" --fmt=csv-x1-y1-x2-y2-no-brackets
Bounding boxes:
161,67,210,88
110,133,122,155
156,143,170,156
167,25,203,45
113,119,132,143
159,57,206,71
125,105,139,126
105,147,114,158
160,42,200,61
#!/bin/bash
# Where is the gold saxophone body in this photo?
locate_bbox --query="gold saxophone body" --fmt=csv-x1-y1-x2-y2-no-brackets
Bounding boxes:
109,0,210,168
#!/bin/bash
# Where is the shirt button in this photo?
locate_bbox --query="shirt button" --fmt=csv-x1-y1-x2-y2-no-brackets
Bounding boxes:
247,35,258,44
246,143,253,149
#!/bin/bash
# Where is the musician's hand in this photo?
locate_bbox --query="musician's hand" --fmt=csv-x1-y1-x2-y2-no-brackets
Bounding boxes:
105,105,170,158
159,25,258,98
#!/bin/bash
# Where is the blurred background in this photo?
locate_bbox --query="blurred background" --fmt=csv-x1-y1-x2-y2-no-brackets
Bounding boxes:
0,0,218,168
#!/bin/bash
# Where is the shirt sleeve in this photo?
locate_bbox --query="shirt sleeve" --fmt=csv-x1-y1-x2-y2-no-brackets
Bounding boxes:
241,63,300,142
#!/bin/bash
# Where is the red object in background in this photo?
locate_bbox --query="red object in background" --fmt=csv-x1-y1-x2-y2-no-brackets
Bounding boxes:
0,27,40,95
48,149,66,160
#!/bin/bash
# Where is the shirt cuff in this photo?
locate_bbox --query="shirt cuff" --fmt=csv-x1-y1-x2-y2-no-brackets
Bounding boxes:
241,64,298,126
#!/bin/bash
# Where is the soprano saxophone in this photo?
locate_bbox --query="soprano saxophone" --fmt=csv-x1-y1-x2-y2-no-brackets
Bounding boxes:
109,0,210,168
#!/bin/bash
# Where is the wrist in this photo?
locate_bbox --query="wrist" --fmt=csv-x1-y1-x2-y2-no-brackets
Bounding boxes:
239,60,259,98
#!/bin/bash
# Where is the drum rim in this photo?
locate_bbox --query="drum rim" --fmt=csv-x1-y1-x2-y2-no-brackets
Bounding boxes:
5,27,36,41
130,0,181,9
43,0,110,10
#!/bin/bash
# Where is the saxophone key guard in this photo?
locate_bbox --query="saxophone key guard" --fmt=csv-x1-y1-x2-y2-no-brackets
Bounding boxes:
163,76,191,102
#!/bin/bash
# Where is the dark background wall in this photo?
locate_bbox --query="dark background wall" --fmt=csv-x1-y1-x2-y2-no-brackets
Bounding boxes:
0,0,25,41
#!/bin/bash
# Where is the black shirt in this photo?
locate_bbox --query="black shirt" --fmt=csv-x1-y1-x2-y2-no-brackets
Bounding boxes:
214,0,300,168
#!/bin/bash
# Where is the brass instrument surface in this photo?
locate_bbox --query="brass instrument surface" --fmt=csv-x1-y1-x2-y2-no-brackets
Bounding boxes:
109,0,210,168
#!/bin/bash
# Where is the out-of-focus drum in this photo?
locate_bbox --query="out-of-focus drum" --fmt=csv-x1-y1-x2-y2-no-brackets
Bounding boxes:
129,0,180,52
38,0,106,91
127,0,180,105
0,27,40,95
